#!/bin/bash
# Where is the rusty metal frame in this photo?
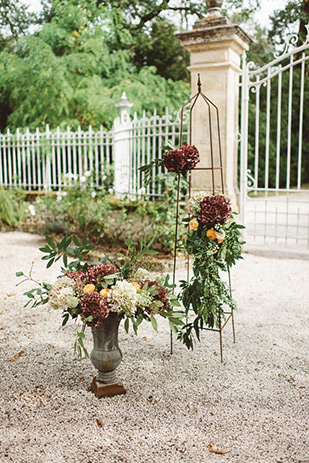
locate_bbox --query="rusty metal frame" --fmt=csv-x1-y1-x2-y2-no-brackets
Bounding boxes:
171,75,235,361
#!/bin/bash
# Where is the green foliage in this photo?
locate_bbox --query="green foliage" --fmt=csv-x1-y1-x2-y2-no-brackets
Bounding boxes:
269,0,309,48
133,18,190,81
178,218,245,350
0,0,35,40
0,1,190,131
22,168,187,253
0,189,25,227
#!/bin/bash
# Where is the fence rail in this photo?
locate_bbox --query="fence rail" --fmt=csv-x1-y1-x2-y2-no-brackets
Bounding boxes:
0,109,189,197
128,108,190,197
0,125,113,191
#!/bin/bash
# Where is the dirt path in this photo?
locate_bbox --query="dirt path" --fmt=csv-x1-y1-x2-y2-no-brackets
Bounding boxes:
0,232,308,463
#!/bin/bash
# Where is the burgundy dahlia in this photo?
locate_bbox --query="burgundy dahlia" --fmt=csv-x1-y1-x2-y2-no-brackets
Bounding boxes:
80,292,110,327
85,264,119,287
162,144,200,174
180,144,200,170
163,149,186,173
198,195,231,227
141,280,169,313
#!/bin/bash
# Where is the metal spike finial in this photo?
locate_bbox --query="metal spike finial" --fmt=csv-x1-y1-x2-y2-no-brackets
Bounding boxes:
197,74,202,93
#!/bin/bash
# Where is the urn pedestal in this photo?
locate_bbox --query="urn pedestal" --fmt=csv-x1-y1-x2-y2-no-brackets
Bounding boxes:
90,313,126,398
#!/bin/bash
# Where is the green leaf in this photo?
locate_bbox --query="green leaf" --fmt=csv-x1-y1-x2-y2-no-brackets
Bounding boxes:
73,235,80,246
81,236,89,247
124,317,129,333
150,315,158,331
15,271,24,277
46,258,55,269
45,235,56,250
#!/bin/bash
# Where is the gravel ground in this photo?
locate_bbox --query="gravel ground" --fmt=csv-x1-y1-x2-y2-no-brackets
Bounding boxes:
0,231,308,463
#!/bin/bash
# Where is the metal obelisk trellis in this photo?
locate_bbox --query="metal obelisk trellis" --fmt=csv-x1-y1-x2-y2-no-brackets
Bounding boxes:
171,75,235,361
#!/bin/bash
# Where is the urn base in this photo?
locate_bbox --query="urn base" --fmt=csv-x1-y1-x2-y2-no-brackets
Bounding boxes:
91,377,126,398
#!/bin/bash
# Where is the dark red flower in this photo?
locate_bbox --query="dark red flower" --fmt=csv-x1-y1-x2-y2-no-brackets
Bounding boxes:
85,264,119,286
198,195,231,227
80,292,110,327
64,271,85,282
163,149,186,173
141,280,169,313
162,144,200,174
180,144,200,170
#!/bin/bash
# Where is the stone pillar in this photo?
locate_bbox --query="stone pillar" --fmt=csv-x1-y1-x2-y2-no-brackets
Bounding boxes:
176,0,252,208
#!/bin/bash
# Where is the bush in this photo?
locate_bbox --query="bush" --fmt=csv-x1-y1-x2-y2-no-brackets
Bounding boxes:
19,174,187,253
0,189,25,228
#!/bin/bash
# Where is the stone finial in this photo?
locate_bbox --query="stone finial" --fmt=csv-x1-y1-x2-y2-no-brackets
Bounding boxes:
206,0,224,17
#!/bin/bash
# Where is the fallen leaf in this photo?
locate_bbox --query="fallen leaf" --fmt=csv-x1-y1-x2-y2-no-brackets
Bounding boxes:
96,419,104,427
79,377,85,383
213,351,218,356
207,444,231,455
10,351,25,362
7,293,16,297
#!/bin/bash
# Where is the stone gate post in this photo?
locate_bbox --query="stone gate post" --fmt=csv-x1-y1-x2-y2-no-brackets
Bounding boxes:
176,0,252,208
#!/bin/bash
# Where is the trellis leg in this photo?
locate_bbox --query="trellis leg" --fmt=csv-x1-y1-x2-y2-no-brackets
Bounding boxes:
218,309,223,363
171,172,181,355
228,266,236,344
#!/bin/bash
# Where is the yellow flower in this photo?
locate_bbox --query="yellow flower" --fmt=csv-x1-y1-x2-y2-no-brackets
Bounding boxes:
189,218,199,231
206,229,217,240
99,288,110,298
83,284,95,294
130,281,141,291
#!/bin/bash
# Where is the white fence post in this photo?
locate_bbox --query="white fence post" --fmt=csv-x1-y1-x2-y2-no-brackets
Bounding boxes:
44,124,51,192
113,93,133,197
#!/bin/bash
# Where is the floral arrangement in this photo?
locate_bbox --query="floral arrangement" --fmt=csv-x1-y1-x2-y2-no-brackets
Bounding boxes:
17,236,183,356
178,193,245,349
139,144,200,184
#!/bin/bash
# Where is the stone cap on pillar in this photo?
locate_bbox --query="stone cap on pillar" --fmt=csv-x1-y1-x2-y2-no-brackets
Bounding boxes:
176,0,253,50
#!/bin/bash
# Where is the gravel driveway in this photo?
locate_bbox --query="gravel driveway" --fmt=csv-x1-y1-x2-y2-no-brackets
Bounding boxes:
0,232,308,463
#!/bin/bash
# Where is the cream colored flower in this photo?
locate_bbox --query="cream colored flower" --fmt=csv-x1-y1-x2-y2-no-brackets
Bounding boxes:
189,218,199,231
215,229,225,243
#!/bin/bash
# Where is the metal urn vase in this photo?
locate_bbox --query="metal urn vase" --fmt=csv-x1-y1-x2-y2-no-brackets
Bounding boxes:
90,313,126,398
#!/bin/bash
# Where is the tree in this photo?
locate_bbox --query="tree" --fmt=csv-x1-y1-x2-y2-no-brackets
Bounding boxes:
133,18,190,81
0,2,189,131
269,0,309,47
0,0,35,40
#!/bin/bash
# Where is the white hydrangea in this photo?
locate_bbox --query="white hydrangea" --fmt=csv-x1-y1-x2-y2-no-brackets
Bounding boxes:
136,290,153,311
186,191,208,214
133,268,151,283
49,277,77,311
108,280,137,315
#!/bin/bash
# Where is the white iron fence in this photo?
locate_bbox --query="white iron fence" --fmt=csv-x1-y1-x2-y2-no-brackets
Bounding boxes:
0,109,189,197
0,125,113,191
240,29,309,250
128,108,189,197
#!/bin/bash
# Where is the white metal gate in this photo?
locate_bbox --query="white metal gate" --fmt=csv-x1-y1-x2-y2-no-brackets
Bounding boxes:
240,28,309,250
